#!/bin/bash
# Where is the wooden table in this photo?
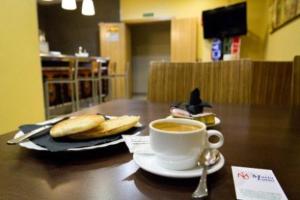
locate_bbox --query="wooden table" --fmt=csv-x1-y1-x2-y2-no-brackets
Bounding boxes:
1,100,300,199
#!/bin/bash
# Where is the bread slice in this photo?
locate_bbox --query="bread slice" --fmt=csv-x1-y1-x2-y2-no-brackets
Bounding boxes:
68,115,140,140
50,115,105,138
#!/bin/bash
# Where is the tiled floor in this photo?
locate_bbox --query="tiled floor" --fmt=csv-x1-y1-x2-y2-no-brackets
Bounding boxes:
132,93,147,100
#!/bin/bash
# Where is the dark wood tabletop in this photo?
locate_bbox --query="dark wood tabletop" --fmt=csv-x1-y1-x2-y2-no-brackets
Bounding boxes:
1,99,300,200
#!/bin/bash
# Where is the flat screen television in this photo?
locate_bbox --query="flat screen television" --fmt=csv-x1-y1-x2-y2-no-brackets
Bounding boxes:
202,2,247,39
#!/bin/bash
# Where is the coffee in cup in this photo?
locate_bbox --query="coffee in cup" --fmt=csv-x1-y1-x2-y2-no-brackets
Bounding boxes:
152,122,202,132
149,118,224,170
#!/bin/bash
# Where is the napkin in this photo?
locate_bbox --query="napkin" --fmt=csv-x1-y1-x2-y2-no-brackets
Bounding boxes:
122,135,154,154
186,88,211,114
19,124,145,152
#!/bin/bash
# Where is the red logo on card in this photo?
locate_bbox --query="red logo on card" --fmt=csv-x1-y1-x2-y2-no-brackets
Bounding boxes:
238,172,249,180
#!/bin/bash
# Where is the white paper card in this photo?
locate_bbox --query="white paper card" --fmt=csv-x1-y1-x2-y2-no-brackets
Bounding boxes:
232,166,288,200
122,135,154,154
106,32,119,42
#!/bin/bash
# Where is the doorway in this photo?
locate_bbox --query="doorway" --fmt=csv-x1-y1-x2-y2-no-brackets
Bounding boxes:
130,21,171,98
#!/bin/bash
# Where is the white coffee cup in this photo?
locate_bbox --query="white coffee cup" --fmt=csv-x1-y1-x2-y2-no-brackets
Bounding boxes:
149,118,224,171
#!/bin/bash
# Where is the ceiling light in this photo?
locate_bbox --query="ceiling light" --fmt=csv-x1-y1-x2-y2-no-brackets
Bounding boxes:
82,0,95,16
61,0,77,10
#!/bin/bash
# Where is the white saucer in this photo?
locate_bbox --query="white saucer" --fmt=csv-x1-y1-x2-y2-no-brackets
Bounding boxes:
166,116,221,128
133,153,225,178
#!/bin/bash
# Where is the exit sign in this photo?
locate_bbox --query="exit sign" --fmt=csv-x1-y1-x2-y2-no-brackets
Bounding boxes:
143,12,154,17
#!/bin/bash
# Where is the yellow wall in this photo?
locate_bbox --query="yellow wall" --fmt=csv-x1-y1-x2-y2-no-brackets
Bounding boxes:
265,17,300,61
0,0,45,134
120,0,268,61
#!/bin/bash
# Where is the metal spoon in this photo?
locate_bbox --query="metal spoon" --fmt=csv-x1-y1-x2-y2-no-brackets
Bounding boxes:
192,148,220,199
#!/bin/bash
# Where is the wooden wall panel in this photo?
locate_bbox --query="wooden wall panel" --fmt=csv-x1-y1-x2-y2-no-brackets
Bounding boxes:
239,60,253,104
193,60,252,104
148,60,293,106
171,18,197,62
126,26,132,98
292,56,300,106
251,61,293,106
148,61,252,104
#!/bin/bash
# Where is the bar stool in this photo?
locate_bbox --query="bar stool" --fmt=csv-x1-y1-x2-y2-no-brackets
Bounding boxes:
95,58,110,103
42,56,76,119
74,57,109,110
104,61,129,100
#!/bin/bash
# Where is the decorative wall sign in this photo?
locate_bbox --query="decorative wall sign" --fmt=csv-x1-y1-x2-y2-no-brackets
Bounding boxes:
222,36,241,61
270,0,300,32
211,38,223,61
105,25,119,42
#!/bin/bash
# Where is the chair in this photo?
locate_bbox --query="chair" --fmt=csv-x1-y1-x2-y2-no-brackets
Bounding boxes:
42,55,76,119
100,61,129,101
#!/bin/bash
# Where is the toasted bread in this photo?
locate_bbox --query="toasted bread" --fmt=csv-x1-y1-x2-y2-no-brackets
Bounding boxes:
50,115,105,138
68,115,140,140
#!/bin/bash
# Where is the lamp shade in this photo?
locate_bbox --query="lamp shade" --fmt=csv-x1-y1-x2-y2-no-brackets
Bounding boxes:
82,0,95,16
61,0,77,10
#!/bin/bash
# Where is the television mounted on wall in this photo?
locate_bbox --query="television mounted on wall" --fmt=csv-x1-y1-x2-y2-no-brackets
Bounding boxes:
202,2,247,39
